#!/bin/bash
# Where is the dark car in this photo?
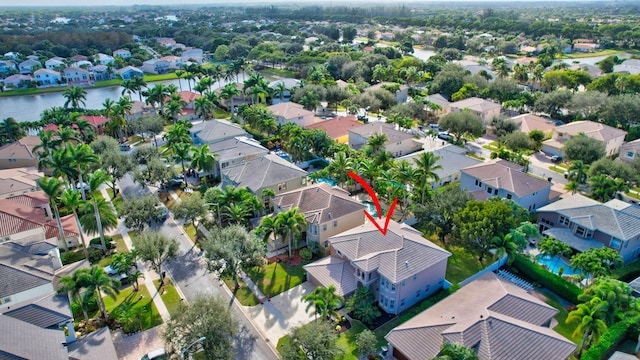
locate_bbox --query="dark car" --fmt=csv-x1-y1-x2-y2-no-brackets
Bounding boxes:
155,205,169,222
551,155,563,163
167,174,184,187
356,115,369,122
120,143,131,151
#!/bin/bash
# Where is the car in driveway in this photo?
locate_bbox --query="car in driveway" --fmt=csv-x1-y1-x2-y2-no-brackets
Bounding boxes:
120,143,131,151
437,132,453,141
140,348,166,360
167,174,184,187
551,155,563,163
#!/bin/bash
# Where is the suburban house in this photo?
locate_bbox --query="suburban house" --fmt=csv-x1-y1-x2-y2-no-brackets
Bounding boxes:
45,57,65,71
618,139,640,163
542,120,627,157
536,194,640,263
181,48,204,62
268,78,301,103
267,102,317,128
272,182,365,251
305,115,363,143
613,59,640,75
460,159,557,212
304,221,451,315
72,60,92,69
127,101,153,121
400,145,482,189
0,136,41,169
220,152,308,196
190,119,248,145
0,167,42,198
113,48,131,58
449,97,502,124
573,42,599,52
348,122,422,157
157,37,177,47
69,55,88,62
208,136,269,177
425,94,451,117
174,91,201,109
18,59,41,74
0,316,69,359
91,65,112,81
509,113,557,136
79,115,111,135
142,59,171,74
2,74,33,90
0,60,17,73
96,53,114,65
63,67,91,85
159,55,184,69
385,272,576,360
366,82,409,104
117,65,144,80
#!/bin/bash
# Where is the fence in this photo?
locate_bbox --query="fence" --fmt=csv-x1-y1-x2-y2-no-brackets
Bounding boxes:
458,255,508,287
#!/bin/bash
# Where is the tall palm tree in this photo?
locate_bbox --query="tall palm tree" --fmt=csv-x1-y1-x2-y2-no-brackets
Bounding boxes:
131,76,147,102
190,144,217,185
184,72,195,92
59,189,89,259
121,79,136,100
568,160,588,184
272,82,288,102
366,133,387,156
257,216,278,243
566,297,608,356
328,151,352,188
58,269,91,321
275,208,307,258
33,129,57,163
63,86,88,109
0,117,26,145
172,142,191,178
68,143,98,200
78,266,121,320
413,152,442,205
163,122,192,150
302,285,344,321
145,84,170,114
204,91,218,120
86,170,114,253
40,147,78,188
194,96,213,119
38,176,68,251
220,83,240,118
175,70,185,91
102,98,116,118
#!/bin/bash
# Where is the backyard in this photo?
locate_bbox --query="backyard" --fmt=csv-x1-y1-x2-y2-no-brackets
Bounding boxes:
540,290,582,344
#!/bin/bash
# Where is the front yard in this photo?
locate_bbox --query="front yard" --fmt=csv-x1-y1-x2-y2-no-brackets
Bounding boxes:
103,283,163,332
153,279,183,317
247,261,309,298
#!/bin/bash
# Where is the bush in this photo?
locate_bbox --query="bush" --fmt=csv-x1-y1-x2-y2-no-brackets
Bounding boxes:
61,250,85,265
89,236,115,249
88,249,104,264
299,248,313,260
581,319,633,360
510,255,582,304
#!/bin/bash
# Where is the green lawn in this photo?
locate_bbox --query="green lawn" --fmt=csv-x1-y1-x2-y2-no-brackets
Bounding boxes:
0,86,70,97
98,256,113,267
105,188,124,215
104,284,163,331
128,230,139,241
540,290,581,344
183,223,197,241
247,261,309,298
550,165,567,174
336,320,368,360
466,152,485,161
259,68,298,78
153,278,183,318
111,234,128,253
221,276,260,306
558,49,622,59
445,244,490,284
144,73,179,82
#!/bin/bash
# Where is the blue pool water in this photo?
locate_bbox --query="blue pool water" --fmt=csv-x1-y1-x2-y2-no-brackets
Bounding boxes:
536,255,583,276
275,150,292,162
362,201,379,219
316,178,337,186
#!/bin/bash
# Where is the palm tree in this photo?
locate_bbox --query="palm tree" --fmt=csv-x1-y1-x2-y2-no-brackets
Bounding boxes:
190,144,217,185
219,83,240,118
413,152,442,205
59,189,89,259
366,133,387,156
589,174,617,202
79,266,121,320
102,98,116,118
566,297,608,356
0,117,26,145
223,203,250,225
175,70,185,91
145,84,170,114
272,82,288,102
568,160,588,184
194,96,213,119
86,170,115,253
434,343,480,360
565,180,580,194
257,216,278,243
121,79,136,100
58,270,91,321
38,176,68,251
184,72,195,91
63,86,87,109
33,129,57,162
131,76,147,102
172,142,191,181
130,269,145,292
163,122,192,150
68,143,98,200
328,151,352,187
302,285,344,321
275,208,307,258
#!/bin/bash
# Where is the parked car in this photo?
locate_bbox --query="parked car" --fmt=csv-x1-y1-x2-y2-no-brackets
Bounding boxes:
120,143,131,151
551,155,563,163
155,204,169,222
357,114,369,122
76,182,90,192
437,132,453,141
140,348,166,360
168,175,184,187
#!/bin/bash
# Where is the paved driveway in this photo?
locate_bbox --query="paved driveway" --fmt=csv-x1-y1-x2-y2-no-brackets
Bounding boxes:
114,325,165,360
245,282,316,346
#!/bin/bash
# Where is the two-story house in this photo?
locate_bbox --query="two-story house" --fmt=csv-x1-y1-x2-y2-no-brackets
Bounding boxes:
348,122,422,158
190,119,248,145
618,139,640,164
113,48,131,59
304,221,450,315
449,97,501,124
117,66,144,80
208,136,269,177
45,57,65,71
96,53,114,66
33,69,62,87
18,59,41,75
142,59,171,74
0,167,42,198
221,153,308,196
305,115,363,144
268,78,301,104
0,136,41,169
267,102,317,128
271,183,365,252
536,194,640,263
63,67,91,84
460,159,557,212
0,60,17,74
509,113,557,137
542,120,627,158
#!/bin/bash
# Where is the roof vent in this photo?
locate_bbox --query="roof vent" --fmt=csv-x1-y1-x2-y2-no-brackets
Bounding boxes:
405,261,409,267
328,212,332,218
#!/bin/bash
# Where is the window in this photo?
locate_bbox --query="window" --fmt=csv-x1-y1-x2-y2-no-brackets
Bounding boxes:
402,280,406,286
400,298,405,307
391,283,396,292
8,159,16,162
324,240,328,247
425,285,430,293
0,296,11,305
487,187,493,194
390,300,395,310
413,274,417,280
576,226,586,237
611,238,623,250
475,180,479,186
626,151,635,159
333,220,338,227
416,290,421,298
337,250,343,257
506,194,512,199
559,216,570,226
277,182,287,191
322,224,327,231
494,189,498,195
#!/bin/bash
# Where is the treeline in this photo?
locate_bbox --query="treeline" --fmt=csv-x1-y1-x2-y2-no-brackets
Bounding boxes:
0,31,132,57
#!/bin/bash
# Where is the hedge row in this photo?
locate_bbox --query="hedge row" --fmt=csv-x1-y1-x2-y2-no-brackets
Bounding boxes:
581,319,633,360
511,255,582,304
610,259,640,282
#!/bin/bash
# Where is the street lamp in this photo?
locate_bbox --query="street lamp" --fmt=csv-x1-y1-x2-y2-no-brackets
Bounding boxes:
180,336,206,359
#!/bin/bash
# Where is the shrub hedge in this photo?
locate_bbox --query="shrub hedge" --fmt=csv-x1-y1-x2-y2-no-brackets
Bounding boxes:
581,319,633,360
610,259,640,282
511,255,582,304
61,250,85,265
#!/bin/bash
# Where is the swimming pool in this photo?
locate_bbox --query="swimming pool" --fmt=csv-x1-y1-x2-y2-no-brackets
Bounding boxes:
536,255,583,276
316,178,337,186
362,201,379,219
275,150,292,162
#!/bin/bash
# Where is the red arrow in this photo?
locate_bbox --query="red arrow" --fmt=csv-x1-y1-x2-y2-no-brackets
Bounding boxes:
348,171,398,236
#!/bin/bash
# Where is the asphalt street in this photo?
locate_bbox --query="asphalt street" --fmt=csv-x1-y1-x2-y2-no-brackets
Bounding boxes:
118,173,277,360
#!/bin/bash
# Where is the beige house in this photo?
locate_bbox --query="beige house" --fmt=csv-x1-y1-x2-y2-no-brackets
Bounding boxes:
386,272,576,360
542,120,627,157
0,136,41,170
449,97,501,124
220,153,308,196
272,183,365,251
208,136,269,177
0,167,43,198
348,122,422,157
618,139,640,163
267,102,317,128
304,221,450,315
509,113,557,136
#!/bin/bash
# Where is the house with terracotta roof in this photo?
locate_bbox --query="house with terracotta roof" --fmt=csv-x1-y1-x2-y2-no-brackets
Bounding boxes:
536,194,640,263
272,182,365,251
172,91,201,109
0,167,43,198
460,159,557,212
208,136,269,177
385,272,576,360
542,120,627,157
0,136,41,169
267,102,317,128
348,122,422,157
449,97,501,124
79,115,111,135
221,152,308,196
618,139,640,164
510,113,557,136
305,115,363,143
304,221,450,315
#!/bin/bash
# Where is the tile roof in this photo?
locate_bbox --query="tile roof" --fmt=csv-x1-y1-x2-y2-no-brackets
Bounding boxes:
538,194,640,240
450,97,501,112
0,136,41,160
4,302,71,328
190,119,248,144
303,256,358,296
267,102,315,121
554,120,627,142
400,145,482,181
328,221,450,283
221,153,307,194
7,190,49,208
0,197,78,239
0,263,51,297
268,78,301,89
79,116,110,127
67,326,118,360
462,160,551,198
208,136,268,163
305,115,363,140
349,122,415,143
0,315,68,360
175,91,201,104
386,272,575,360
273,182,365,225
510,113,557,133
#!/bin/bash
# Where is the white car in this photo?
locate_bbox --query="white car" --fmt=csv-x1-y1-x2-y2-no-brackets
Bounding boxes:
140,348,166,360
